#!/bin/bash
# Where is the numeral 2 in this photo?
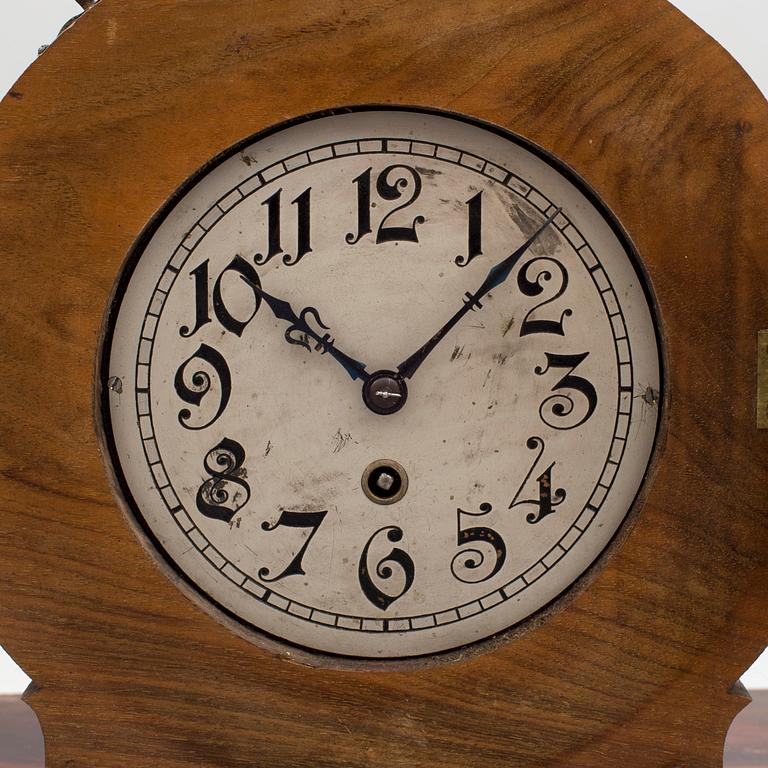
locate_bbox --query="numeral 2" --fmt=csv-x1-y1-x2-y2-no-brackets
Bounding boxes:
517,257,573,336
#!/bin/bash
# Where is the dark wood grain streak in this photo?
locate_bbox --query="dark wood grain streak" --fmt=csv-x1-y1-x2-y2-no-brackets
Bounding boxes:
0,1,766,766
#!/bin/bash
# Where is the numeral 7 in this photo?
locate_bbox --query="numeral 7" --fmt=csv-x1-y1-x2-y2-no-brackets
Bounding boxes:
258,509,328,583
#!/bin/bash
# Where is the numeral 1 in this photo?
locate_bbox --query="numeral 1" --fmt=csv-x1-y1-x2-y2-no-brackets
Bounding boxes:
346,168,372,245
456,191,483,267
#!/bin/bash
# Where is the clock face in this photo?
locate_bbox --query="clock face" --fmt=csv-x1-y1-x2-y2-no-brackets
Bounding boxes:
100,108,662,660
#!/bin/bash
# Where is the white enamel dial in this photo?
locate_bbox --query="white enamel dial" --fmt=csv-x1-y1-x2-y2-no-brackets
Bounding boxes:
100,108,662,660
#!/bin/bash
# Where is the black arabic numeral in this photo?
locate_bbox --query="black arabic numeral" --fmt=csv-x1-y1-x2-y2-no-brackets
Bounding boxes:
527,464,566,524
179,260,211,337
254,188,282,264
451,503,507,584
254,187,313,266
346,168,372,245
284,187,313,266
455,191,483,267
213,255,263,336
376,165,425,243
180,255,263,338
347,165,425,245
518,257,573,336
195,438,251,523
358,526,415,610
175,343,232,430
258,509,328,583
509,437,567,524
535,352,598,429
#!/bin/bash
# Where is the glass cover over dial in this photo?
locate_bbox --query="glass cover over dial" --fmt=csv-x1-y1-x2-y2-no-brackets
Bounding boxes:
101,108,662,660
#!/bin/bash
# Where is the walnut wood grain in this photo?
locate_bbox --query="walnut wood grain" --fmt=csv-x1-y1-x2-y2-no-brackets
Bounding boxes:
2,691,768,767
0,1,766,766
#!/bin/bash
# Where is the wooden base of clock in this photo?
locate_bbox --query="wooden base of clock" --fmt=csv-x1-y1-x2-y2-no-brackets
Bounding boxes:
0,1,766,766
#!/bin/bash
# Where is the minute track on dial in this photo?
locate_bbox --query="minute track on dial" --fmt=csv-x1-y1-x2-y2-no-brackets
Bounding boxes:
395,208,562,381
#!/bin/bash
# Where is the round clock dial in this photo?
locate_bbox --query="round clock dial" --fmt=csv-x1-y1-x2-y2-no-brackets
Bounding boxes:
100,108,662,660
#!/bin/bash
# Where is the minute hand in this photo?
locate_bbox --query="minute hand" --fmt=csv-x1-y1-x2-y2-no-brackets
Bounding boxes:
396,209,560,380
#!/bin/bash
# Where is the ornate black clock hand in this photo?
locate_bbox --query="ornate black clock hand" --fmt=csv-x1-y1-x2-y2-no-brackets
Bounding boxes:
249,281,371,382
396,209,561,380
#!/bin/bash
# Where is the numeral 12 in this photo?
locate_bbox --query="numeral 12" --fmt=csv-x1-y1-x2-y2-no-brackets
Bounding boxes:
346,165,425,245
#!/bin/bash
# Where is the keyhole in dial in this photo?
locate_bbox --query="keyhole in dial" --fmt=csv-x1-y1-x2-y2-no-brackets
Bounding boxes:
362,460,409,505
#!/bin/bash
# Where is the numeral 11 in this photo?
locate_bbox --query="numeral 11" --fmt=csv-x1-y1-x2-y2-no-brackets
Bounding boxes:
254,187,312,267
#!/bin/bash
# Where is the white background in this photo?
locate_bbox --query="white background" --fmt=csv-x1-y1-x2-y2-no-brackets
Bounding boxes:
0,0,765,693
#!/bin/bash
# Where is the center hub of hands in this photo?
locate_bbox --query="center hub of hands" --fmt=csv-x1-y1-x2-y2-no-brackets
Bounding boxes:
362,371,408,415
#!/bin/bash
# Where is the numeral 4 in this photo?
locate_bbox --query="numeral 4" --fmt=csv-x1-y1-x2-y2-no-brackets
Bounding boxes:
510,437,567,524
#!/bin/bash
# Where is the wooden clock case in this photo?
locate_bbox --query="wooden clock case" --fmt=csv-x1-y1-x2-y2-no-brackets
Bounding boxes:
0,1,766,766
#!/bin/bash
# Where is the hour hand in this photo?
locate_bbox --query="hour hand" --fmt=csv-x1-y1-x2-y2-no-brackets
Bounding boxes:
251,282,371,383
